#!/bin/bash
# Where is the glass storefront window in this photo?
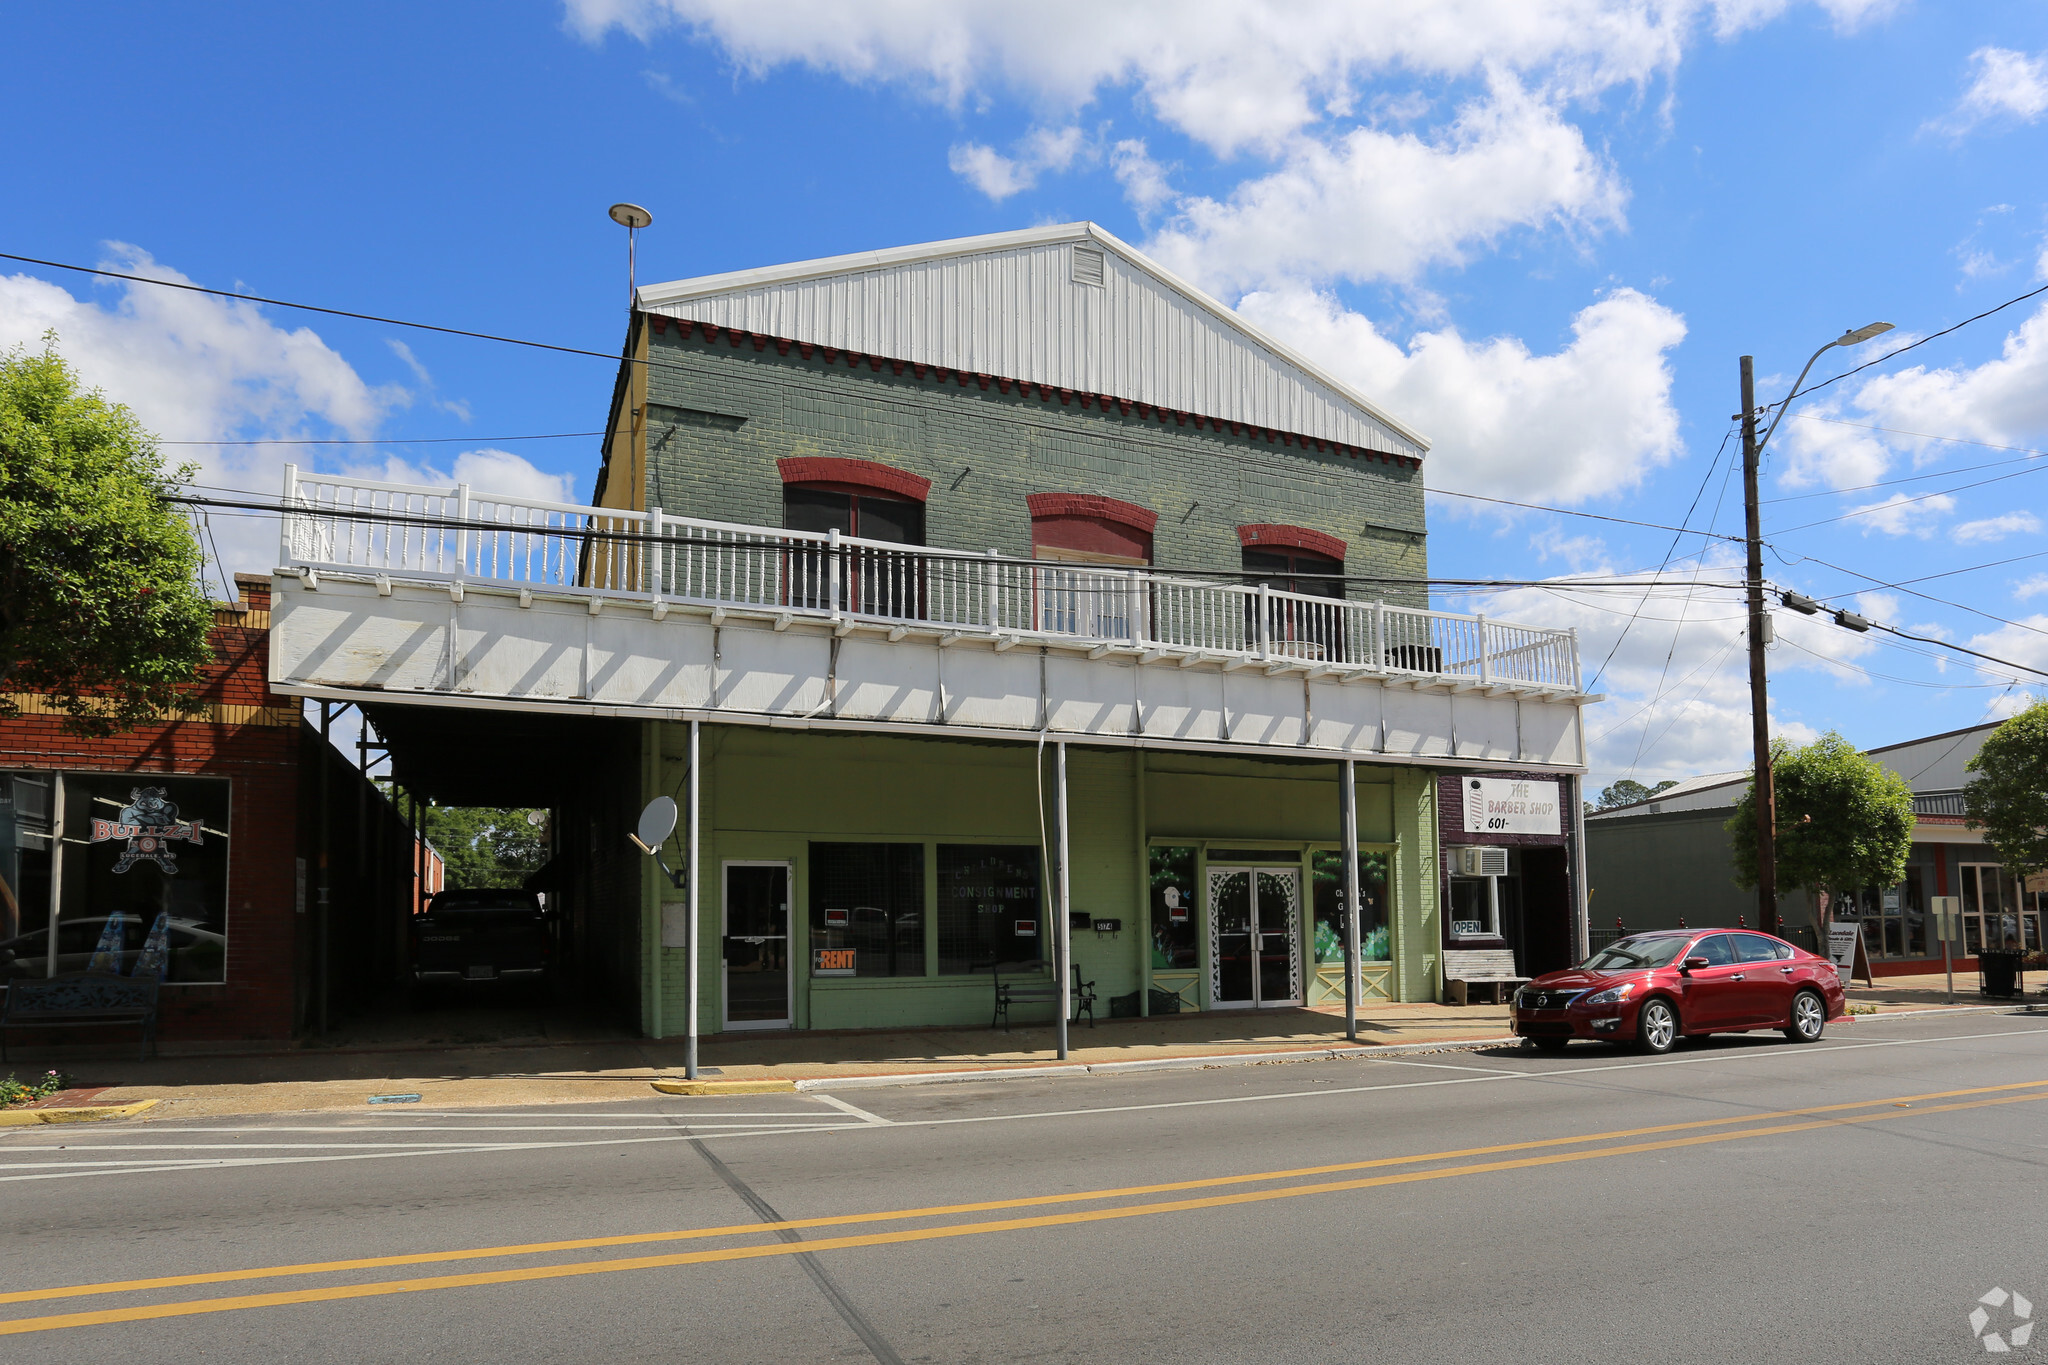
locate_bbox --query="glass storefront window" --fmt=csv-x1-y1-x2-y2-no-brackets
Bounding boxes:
53,774,231,983
936,845,1041,974
1150,846,1198,970
0,773,57,979
1448,879,1494,938
1961,864,2025,956
808,843,924,978
1848,871,1924,959
1309,849,1390,962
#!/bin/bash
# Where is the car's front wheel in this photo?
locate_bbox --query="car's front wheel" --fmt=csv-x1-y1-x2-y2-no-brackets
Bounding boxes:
1783,989,1827,1043
1636,998,1678,1055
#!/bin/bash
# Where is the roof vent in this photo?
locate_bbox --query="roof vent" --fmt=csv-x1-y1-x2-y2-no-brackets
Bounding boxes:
1071,244,1105,288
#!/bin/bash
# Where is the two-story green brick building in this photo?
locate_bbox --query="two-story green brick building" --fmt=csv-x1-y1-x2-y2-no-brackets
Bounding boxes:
268,222,1593,1042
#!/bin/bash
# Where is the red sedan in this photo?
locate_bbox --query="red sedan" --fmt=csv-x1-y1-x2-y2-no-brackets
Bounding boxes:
1511,929,1845,1054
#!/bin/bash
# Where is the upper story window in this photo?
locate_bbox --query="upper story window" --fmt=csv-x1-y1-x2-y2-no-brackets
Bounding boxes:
1026,493,1155,566
777,457,929,546
1237,525,1345,600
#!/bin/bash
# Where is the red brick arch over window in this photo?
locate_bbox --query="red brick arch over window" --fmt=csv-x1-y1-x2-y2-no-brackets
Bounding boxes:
1236,523,1346,561
1027,493,1158,564
776,457,931,502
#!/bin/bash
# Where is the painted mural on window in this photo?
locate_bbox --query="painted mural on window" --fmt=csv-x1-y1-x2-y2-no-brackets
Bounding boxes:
12,774,232,984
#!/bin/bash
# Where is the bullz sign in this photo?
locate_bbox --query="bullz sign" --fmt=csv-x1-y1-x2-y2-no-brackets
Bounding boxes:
89,787,205,874
1461,777,1562,836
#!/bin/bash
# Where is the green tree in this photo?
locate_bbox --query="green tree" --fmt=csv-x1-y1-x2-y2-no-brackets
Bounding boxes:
1598,778,1677,809
0,339,214,736
1963,698,2048,877
1727,732,1914,923
406,798,549,889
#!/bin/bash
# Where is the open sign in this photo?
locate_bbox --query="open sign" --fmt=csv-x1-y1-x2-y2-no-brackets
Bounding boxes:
823,908,850,928
1014,919,1037,938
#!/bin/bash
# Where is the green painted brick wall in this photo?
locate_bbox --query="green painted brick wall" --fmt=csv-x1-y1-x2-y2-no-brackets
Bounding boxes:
646,723,1441,1035
634,328,1428,605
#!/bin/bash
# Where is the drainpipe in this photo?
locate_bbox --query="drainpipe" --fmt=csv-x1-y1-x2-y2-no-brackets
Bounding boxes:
1341,758,1361,1042
685,718,702,1080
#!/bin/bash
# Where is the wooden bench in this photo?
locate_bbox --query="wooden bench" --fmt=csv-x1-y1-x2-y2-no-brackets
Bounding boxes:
1442,949,1527,1007
989,963,1096,1032
1,974,159,1062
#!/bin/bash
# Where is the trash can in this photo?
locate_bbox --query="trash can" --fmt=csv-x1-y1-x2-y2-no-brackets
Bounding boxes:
1980,950,2021,999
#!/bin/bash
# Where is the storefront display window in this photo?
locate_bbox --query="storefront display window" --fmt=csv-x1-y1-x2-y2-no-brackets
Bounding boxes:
1959,863,2034,956
937,845,1041,973
1150,846,1198,970
51,774,231,983
1309,849,1390,962
1447,878,1495,938
1849,871,1926,958
808,842,924,977
0,773,57,975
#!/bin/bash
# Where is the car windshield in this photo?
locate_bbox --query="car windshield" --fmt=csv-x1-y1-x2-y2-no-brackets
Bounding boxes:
1582,935,1693,971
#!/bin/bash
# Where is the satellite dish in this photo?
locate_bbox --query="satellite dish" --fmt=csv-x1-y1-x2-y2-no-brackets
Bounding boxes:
526,809,547,827
609,202,653,229
632,796,677,854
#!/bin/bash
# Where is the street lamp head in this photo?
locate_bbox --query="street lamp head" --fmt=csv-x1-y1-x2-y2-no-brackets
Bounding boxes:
608,202,653,230
1835,321,1893,348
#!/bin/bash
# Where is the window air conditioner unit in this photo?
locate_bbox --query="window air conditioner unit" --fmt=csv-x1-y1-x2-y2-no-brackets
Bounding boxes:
1449,846,1508,877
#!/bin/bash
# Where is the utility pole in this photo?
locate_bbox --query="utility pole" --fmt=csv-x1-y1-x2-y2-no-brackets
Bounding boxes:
1739,356,1778,936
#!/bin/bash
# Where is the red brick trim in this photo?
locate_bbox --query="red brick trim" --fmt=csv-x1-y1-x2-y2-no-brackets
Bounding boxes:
776,457,931,502
1025,493,1159,534
1236,523,1346,561
652,314,1422,470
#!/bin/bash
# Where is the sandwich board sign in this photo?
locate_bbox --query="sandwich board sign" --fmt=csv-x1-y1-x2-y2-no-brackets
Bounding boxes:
1825,920,1872,986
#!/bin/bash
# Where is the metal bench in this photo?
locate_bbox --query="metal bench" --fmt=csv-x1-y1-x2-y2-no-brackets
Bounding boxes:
1442,949,1528,1007
989,963,1096,1031
1,974,160,1062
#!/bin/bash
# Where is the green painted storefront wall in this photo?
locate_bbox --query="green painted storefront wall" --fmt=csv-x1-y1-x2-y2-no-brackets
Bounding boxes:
644,724,1440,1036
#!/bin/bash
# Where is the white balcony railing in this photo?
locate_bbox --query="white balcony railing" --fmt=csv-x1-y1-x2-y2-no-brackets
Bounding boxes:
278,466,1582,691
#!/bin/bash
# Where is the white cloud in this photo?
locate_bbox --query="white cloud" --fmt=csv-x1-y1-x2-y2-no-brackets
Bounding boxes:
1110,139,1175,221
1965,614,2048,686
0,249,564,580
1929,46,2048,138
1955,510,2042,544
1145,77,1627,290
1841,491,1956,537
1238,283,1685,503
947,125,1083,201
2012,574,2048,601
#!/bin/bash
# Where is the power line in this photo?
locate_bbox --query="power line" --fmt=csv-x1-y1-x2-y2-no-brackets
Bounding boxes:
1429,485,1746,543
1783,278,2048,405
1767,456,2048,534
161,432,603,447
1764,443,2046,504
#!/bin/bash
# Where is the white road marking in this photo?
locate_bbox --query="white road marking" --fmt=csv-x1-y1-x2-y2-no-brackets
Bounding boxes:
812,1095,893,1126
1,1021,2038,1184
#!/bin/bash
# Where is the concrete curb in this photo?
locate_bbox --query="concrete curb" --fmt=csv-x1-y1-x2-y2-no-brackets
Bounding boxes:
1852,1003,2046,1020
651,1078,798,1096
792,1036,1523,1092
0,1098,159,1127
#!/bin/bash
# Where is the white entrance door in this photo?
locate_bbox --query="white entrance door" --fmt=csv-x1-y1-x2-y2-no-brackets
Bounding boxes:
1208,866,1303,1008
722,862,792,1030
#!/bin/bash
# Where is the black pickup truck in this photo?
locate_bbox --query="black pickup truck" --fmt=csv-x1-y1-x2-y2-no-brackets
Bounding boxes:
410,889,553,995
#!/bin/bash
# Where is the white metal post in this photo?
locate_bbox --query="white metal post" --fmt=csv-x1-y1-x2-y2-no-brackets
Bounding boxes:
1571,774,1591,963
454,483,471,581
1128,573,1143,645
1257,583,1271,657
685,718,702,1080
1371,601,1385,669
1054,741,1072,1062
279,463,299,568
986,549,1000,630
646,505,662,596
1341,758,1361,1042
1477,615,1490,684
827,526,843,619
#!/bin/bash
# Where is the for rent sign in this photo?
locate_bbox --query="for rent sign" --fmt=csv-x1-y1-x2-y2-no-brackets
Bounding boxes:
1461,777,1561,836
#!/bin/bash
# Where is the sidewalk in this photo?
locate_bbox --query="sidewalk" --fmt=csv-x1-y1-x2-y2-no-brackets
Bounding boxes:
7,978,2034,1122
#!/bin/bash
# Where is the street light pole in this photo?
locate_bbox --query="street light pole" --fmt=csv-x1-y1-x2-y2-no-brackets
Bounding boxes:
1739,321,1893,938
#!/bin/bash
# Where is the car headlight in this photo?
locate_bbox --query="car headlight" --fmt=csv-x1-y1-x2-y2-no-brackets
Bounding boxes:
1582,983,1635,1007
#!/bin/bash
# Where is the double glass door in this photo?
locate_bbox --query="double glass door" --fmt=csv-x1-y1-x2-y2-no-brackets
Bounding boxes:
1960,864,2043,955
1209,867,1302,1008
722,862,791,1030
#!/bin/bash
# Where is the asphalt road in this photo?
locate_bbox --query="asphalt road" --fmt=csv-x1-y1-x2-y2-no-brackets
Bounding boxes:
3,1010,2045,1364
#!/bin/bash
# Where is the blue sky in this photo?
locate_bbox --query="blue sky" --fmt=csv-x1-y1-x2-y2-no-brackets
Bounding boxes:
6,1,2048,788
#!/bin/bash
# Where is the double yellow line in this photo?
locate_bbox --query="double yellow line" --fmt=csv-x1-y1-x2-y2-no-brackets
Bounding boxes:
6,1077,2046,1336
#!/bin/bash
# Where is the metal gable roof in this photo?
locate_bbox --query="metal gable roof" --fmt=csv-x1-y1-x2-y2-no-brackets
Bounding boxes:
634,222,1428,460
